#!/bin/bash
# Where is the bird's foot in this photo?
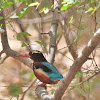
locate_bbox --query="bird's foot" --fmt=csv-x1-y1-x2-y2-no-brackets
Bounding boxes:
40,83,47,89
35,83,47,90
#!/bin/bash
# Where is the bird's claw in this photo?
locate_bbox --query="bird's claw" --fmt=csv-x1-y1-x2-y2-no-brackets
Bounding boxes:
35,83,47,90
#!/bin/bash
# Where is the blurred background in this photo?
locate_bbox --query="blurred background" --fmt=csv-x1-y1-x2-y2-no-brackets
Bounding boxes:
0,0,100,100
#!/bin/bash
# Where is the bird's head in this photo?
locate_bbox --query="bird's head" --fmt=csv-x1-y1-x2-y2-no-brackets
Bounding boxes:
16,50,47,62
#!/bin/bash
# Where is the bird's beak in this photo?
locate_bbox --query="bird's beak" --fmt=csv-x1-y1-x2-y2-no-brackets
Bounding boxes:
16,53,30,58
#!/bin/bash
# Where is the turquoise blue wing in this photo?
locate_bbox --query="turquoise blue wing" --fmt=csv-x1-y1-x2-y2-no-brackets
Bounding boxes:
41,62,63,82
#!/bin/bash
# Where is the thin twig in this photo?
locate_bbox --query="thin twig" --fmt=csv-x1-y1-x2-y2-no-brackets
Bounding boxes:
56,32,63,46
68,70,100,92
0,55,9,64
0,50,4,57
57,50,74,62
94,1,97,32
79,71,100,86
20,78,37,100
61,19,78,60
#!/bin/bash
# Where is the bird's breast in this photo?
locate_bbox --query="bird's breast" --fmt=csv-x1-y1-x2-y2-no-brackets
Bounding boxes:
33,68,51,84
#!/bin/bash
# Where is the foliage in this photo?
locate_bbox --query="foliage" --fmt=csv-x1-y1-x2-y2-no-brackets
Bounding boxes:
22,41,30,47
17,32,31,40
35,40,47,47
75,85,87,98
1,1,13,8
8,84,23,99
61,0,81,11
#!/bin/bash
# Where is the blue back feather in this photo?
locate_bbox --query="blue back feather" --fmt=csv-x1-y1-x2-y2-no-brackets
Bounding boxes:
41,62,63,82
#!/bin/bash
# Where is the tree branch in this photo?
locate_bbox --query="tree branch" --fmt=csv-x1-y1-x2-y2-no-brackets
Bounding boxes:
48,0,60,63
0,9,33,69
61,19,78,60
54,28,100,100
0,55,9,64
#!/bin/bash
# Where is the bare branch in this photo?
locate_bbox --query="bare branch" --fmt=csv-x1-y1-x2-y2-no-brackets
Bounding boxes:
0,9,33,69
61,19,78,60
48,0,60,63
56,32,63,46
15,7,76,24
35,80,53,100
0,55,9,64
54,28,100,100
0,50,4,57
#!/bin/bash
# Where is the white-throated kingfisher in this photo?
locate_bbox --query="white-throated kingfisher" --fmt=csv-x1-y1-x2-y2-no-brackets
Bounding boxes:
16,51,63,86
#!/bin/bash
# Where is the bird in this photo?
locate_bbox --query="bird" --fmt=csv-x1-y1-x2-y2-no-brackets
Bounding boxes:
16,51,63,86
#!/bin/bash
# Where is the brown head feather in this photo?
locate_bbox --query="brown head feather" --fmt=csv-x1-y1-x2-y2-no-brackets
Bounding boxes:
29,51,47,62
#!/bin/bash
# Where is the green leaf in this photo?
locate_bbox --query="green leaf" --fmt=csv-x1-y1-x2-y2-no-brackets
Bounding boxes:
16,12,20,16
22,32,31,36
14,7,32,18
19,7,31,18
51,89,55,94
85,7,94,13
8,84,23,98
30,72,35,79
85,6,98,16
87,0,95,4
69,15,74,24
35,41,47,47
39,0,53,14
17,33,22,40
8,20,13,23
26,0,32,6
39,8,45,13
10,13,19,18
61,0,80,11
61,0,75,11
1,1,13,8
17,32,31,41
21,41,30,47
61,4,72,11
39,7,49,14
0,16,3,20
76,71,83,77
51,85,54,88
28,2,40,7
76,85,87,98
19,0,26,2
90,7,97,16
61,1,68,4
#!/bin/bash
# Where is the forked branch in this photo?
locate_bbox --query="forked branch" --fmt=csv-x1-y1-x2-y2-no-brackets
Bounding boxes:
54,28,100,100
